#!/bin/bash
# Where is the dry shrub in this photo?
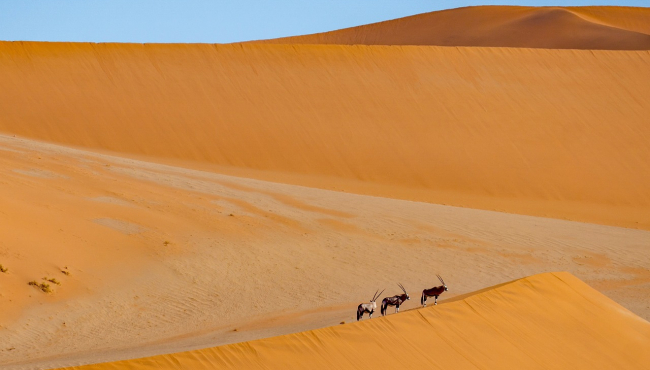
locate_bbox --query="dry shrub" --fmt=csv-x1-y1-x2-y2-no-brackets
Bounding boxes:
43,277,61,285
40,283,52,293
29,280,53,293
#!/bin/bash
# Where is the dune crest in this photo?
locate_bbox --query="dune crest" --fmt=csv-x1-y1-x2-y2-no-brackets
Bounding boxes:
257,6,650,50
59,272,650,370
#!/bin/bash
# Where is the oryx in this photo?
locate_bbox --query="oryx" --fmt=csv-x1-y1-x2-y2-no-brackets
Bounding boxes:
356,289,385,321
381,283,410,316
421,274,448,306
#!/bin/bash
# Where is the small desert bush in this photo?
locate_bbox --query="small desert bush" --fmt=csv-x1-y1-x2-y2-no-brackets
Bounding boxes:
29,280,53,293
43,277,61,285
0,264,7,273
61,266,70,275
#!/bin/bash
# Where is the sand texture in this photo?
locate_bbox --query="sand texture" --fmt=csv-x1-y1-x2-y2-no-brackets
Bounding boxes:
0,135,648,369
259,6,650,49
1,5,649,370
57,272,650,370
1,42,649,230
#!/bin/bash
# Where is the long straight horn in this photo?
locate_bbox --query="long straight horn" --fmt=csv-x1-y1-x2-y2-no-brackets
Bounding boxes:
437,274,445,285
376,289,385,301
398,283,406,294
371,289,379,301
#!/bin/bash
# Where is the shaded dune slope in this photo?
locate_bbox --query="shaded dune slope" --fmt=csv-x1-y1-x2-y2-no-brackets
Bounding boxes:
258,6,650,49
61,272,650,370
1,42,649,229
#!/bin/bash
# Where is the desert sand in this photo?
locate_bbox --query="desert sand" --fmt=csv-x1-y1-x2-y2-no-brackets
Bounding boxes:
58,273,650,370
260,6,650,49
1,42,649,230
0,5,649,370
0,134,648,369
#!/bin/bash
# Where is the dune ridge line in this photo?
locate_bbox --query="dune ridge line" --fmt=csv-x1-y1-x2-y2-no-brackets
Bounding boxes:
255,5,650,49
58,272,650,370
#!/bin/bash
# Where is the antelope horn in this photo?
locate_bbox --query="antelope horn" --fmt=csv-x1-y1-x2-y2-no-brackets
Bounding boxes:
375,289,385,301
437,274,445,285
371,289,379,301
398,283,406,294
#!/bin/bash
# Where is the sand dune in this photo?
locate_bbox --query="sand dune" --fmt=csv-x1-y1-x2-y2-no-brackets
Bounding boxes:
1,135,648,369
258,6,650,49
2,7,650,369
1,42,649,230
55,272,650,370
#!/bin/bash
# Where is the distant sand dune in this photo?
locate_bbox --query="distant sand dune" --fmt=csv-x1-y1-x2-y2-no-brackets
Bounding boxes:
0,42,649,229
59,273,650,370
257,6,650,49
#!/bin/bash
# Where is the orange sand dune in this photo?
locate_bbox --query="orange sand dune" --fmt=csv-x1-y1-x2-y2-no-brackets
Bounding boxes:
259,6,650,49
1,42,649,230
58,272,650,370
1,136,648,369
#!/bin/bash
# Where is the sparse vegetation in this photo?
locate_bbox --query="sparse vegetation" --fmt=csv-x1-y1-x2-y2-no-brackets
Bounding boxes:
163,240,170,246
0,264,7,273
28,280,52,293
43,277,61,285
61,266,70,275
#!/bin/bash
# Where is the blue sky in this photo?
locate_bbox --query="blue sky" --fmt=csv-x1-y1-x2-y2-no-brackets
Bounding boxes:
1,1,648,43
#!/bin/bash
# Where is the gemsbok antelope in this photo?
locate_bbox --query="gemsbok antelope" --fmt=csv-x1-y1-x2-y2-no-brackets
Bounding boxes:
380,283,410,316
356,289,385,321
421,274,448,306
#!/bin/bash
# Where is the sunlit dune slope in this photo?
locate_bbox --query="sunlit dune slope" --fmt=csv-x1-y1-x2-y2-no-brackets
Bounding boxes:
60,272,650,370
258,6,650,49
1,42,649,229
